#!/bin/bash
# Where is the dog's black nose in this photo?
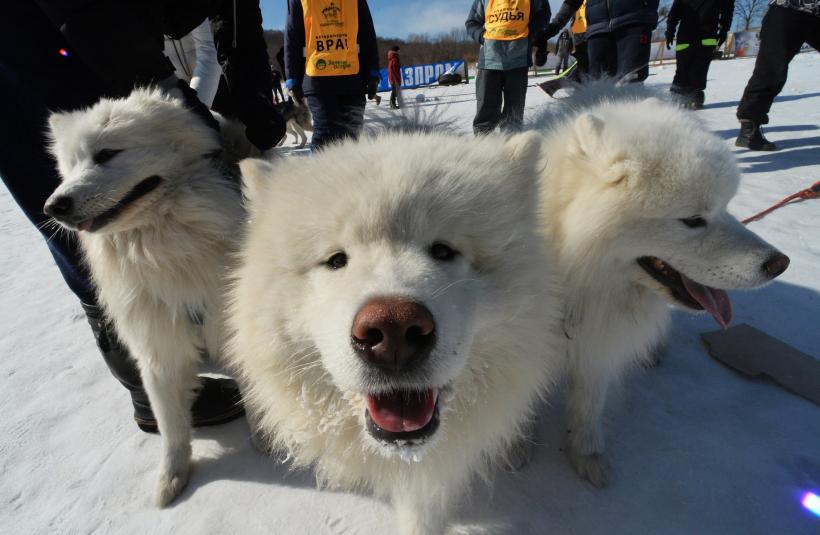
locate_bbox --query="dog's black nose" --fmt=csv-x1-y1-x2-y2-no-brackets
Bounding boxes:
762,252,790,278
44,195,73,218
351,298,435,373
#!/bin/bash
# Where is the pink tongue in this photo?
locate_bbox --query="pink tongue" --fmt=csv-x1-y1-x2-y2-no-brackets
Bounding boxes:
366,389,438,433
681,274,733,329
77,219,93,232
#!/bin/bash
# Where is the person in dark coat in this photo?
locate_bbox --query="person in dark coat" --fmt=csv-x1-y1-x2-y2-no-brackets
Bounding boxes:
284,0,380,150
0,0,285,433
666,0,734,109
387,46,402,109
735,0,820,150
465,0,551,135
556,29,573,74
545,0,660,82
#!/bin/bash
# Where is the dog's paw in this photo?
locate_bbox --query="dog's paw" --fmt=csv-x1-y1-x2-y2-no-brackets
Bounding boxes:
153,464,191,507
569,450,612,488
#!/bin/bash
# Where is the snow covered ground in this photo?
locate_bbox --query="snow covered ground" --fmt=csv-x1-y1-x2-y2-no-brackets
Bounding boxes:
2,53,819,534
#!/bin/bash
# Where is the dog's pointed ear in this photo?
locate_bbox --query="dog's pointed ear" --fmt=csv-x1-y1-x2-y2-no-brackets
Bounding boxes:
503,131,543,162
573,113,605,157
48,111,73,137
239,158,275,204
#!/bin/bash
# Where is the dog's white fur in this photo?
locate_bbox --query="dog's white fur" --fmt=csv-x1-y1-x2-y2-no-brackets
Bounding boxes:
533,87,788,486
46,89,246,506
228,132,562,534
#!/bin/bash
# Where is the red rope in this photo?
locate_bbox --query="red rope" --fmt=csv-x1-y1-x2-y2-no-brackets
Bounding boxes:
741,181,820,225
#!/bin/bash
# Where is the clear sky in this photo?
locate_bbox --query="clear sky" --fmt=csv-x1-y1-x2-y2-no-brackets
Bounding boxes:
260,0,563,38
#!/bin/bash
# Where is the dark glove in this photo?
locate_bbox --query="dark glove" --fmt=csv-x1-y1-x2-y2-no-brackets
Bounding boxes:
665,31,675,50
366,77,379,100
534,47,549,67
159,76,220,132
717,30,728,47
532,28,549,67
244,107,287,151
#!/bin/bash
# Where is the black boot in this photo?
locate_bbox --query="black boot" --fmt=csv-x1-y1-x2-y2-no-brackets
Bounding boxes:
735,119,776,151
692,90,705,110
82,303,245,433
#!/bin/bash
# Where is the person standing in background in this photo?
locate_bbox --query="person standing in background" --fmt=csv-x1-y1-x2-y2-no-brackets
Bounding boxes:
387,45,402,109
734,0,820,150
285,0,380,150
556,28,573,74
665,0,734,109
465,0,551,135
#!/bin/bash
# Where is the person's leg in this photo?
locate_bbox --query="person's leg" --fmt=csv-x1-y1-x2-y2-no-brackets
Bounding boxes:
336,93,366,142
307,95,337,150
736,6,805,125
671,40,694,92
586,33,617,79
804,10,820,51
473,68,505,135
575,41,589,73
390,84,398,108
615,24,652,82
500,67,529,132
690,40,716,107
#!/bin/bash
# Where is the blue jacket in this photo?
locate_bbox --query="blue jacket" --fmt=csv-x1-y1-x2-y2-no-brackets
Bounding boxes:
465,0,551,70
284,0,380,96
551,0,660,38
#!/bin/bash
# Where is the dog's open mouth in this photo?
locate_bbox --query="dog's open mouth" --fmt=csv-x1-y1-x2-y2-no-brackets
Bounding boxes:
637,256,732,329
78,175,162,232
365,388,439,445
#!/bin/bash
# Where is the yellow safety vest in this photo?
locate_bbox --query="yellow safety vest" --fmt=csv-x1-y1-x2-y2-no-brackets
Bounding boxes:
571,0,587,34
484,0,530,41
302,0,359,77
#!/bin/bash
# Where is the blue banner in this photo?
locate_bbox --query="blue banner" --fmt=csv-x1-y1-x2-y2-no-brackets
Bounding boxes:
377,60,466,92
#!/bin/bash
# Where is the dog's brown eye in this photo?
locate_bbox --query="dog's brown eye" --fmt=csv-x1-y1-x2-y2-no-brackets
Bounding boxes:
430,242,458,261
325,252,348,270
680,216,706,228
93,149,122,164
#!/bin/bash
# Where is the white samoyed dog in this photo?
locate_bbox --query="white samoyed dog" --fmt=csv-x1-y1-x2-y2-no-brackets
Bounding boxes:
533,85,790,486
228,131,563,534
44,89,250,506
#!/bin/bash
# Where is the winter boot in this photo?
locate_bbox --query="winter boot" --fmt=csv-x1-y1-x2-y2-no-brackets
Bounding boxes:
82,303,245,433
735,120,776,151
692,90,705,110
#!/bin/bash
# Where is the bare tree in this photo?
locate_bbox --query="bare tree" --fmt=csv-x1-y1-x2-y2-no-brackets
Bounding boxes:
734,0,768,30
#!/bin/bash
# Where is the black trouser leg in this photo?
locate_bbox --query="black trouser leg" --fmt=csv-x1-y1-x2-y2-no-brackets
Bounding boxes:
500,67,529,132
672,44,694,90
307,93,366,150
473,68,505,135
737,6,809,124
586,34,617,79
390,84,399,108
689,43,714,92
673,40,713,92
614,24,652,82
574,41,589,75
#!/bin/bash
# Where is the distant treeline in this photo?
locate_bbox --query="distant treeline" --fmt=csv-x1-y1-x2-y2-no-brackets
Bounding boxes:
263,28,483,73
